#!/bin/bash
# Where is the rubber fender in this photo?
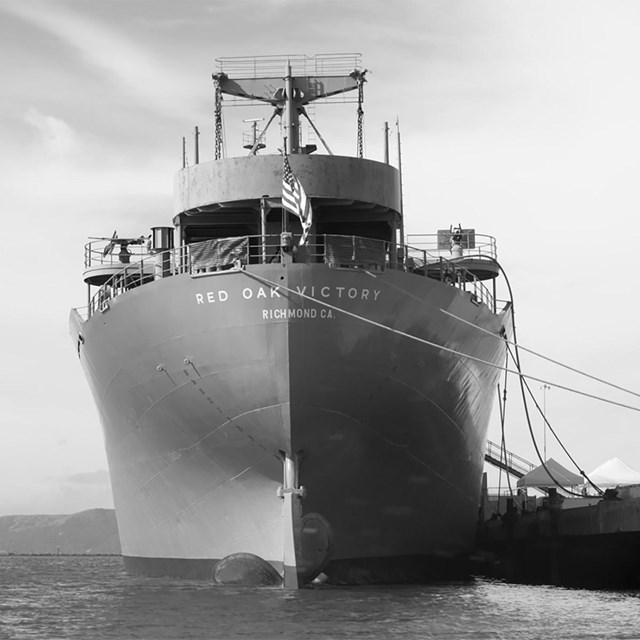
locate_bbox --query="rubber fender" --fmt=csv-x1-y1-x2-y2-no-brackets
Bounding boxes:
298,512,333,585
212,552,283,587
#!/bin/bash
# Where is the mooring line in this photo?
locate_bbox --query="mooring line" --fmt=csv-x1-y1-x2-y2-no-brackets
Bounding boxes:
362,268,640,401
242,269,640,413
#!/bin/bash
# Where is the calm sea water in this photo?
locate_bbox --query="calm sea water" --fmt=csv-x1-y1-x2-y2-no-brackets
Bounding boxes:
1,556,638,640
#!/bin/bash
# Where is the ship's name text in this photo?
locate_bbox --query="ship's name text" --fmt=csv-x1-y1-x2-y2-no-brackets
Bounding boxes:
263,308,334,319
195,285,381,305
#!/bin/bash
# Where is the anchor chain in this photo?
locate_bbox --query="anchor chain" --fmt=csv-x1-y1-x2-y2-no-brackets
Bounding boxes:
213,75,224,160
357,74,365,158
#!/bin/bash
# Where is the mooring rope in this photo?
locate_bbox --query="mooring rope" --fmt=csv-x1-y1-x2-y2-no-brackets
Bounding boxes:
242,269,640,414
360,266,640,401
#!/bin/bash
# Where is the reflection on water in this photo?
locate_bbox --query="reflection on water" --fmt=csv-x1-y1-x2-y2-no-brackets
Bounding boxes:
1,556,638,639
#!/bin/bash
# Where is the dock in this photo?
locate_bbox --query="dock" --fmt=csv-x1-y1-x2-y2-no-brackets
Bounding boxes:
476,442,640,588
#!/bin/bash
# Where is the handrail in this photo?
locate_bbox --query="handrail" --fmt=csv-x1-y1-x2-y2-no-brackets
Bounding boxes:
84,238,150,269
406,232,497,262
215,53,363,78
486,439,536,477
80,234,503,319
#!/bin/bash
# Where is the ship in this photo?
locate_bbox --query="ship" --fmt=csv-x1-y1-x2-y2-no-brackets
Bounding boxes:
70,54,511,587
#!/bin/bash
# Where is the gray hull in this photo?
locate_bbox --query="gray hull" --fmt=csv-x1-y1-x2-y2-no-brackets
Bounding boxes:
70,262,508,583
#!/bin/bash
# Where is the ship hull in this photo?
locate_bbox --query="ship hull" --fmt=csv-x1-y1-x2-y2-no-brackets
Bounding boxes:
71,262,508,584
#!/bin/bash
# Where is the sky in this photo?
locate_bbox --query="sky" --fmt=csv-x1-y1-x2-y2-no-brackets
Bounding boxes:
1,0,639,514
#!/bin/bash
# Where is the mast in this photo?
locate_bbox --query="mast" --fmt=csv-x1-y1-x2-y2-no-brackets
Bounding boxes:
283,62,299,154
212,54,363,155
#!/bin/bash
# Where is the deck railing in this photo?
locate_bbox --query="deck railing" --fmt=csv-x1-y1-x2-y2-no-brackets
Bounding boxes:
485,439,536,478
214,54,363,105
81,234,501,319
407,232,498,262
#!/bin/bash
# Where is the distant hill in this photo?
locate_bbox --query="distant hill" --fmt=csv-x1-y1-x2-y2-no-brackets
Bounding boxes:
0,509,120,554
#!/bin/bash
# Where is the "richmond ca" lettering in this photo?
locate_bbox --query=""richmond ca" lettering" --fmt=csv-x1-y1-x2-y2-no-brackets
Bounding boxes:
263,308,334,319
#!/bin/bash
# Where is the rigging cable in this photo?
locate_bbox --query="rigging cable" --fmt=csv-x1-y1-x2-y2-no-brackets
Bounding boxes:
506,342,601,497
496,260,605,497
439,306,640,402
349,258,625,494
495,384,503,514
241,267,623,495
494,382,515,514
506,343,604,496
498,366,514,499
241,270,640,414
366,264,640,402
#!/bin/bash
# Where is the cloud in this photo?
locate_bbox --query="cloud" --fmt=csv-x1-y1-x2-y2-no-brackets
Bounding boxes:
23,107,81,159
1,0,193,118
7,104,173,212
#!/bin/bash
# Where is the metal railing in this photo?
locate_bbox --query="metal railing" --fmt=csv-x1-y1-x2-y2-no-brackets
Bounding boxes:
407,232,497,262
213,55,364,108
80,234,501,319
485,439,536,478
84,237,150,269
215,53,362,79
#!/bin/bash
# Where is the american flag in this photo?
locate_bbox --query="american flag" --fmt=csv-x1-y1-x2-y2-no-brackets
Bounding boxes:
282,153,313,246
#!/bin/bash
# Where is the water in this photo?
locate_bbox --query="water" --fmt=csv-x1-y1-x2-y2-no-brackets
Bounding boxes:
1,556,638,640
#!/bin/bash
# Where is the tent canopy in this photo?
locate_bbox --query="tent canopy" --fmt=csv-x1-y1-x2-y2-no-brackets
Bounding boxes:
517,458,584,488
588,457,640,488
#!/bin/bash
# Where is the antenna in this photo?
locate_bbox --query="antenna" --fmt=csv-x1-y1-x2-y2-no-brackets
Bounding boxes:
397,118,405,246
243,118,266,152
383,121,389,164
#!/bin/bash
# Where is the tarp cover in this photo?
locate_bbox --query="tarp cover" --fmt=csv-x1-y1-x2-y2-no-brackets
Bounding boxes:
588,457,640,487
516,458,584,488
189,237,248,271
324,236,386,269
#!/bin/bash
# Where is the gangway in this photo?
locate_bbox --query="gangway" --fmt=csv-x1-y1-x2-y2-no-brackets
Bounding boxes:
485,440,536,478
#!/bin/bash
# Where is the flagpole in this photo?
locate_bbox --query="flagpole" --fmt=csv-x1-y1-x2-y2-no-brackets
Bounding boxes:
260,196,269,264
282,139,288,234
282,144,313,248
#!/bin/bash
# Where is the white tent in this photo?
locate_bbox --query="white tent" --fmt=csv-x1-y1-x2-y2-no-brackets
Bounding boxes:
588,457,640,487
516,458,584,488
